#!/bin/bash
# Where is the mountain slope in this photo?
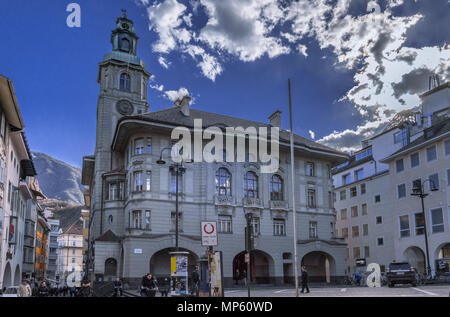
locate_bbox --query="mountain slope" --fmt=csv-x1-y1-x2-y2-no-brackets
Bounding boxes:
32,152,84,205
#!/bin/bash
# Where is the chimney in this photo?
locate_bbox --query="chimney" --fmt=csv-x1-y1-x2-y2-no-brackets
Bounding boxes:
268,110,282,128
175,95,191,117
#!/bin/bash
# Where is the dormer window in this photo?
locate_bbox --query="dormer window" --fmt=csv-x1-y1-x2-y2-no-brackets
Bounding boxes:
120,73,131,91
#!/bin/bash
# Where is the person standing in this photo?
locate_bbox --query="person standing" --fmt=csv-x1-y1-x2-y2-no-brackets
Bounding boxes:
159,277,170,297
18,280,31,297
38,281,49,297
113,277,123,297
242,270,247,286
301,266,310,294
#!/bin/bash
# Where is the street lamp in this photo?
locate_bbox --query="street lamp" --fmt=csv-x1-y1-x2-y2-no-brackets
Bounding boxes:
157,147,189,250
244,212,253,297
410,178,438,277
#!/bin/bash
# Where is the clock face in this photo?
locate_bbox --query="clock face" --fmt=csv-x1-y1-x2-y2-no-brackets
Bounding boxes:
117,101,134,115
122,23,129,30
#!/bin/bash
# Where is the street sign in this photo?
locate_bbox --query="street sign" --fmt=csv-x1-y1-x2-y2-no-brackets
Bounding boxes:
245,253,250,263
201,221,218,246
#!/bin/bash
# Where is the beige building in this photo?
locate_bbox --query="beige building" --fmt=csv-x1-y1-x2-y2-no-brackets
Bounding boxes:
56,220,84,285
334,81,450,276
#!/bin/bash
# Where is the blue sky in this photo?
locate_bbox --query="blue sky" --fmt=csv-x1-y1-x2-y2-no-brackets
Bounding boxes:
0,0,448,168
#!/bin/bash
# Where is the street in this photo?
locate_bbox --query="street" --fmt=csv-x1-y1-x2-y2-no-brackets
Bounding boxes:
223,285,450,297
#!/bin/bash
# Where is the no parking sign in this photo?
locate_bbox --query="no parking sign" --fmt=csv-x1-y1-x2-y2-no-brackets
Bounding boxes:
201,221,218,246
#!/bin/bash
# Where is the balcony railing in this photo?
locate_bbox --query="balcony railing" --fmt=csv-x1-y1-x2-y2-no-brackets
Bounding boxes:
242,197,263,209
214,195,235,207
269,200,288,210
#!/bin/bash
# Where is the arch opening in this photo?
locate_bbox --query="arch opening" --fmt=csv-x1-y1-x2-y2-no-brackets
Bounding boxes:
301,251,336,283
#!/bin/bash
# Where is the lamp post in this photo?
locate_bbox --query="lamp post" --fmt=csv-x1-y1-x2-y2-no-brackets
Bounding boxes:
157,147,188,250
245,212,253,297
410,178,438,276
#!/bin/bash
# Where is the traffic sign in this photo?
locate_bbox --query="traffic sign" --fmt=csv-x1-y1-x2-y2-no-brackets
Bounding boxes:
201,221,218,246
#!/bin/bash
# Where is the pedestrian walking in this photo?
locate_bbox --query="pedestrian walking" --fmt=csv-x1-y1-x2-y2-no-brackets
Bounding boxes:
301,266,310,293
113,277,123,297
79,278,93,297
233,269,240,285
242,270,247,286
191,265,200,296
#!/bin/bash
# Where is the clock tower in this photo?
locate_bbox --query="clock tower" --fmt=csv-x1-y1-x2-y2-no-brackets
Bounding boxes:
91,12,151,238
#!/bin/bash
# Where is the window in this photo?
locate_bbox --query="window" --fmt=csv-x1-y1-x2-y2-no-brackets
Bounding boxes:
170,212,183,232
135,138,144,155
244,171,258,198
108,183,118,200
412,179,422,192
396,159,404,173
364,246,370,258
352,226,359,237
170,173,183,193
353,247,360,259
377,237,384,246
363,224,368,236
394,129,408,146
374,195,381,203
362,204,367,215
350,187,357,197
445,139,450,156
376,216,382,224
307,189,316,208
72,249,75,255
146,138,152,154
360,183,366,195
340,190,346,201
270,175,283,201
218,215,232,233
273,219,286,236
351,206,358,217
414,213,424,235
410,152,420,168
132,210,142,229
309,221,318,239
355,169,364,181
252,218,260,236
447,169,450,186
342,228,348,238
134,171,143,191
144,211,151,230
216,168,231,196
426,145,437,162
72,258,75,263
429,173,439,190
341,209,347,220
145,172,151,191
120,73,131,91
399,215,410,238
430,208,444,233
342,174,351,185
397,184,406,199
108,215,113,224
306,162,315,177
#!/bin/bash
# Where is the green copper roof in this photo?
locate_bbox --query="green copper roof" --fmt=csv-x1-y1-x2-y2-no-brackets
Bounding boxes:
103,51,146,68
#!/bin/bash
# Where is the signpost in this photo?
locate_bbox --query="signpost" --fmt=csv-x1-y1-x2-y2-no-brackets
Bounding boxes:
201,221,218,246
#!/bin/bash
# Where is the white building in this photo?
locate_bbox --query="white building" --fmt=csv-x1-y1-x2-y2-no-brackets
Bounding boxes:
334,81,450,276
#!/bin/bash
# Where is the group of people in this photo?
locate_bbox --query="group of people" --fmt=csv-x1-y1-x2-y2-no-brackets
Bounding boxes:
12,278,93,297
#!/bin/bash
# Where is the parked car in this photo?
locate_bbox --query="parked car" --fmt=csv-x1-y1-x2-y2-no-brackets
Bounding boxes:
387,262,416,287
1,286,19,297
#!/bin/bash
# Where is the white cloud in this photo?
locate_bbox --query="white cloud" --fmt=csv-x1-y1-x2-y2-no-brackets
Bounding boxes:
158,56,171,69
164,87,190,102
308,130,315,139
150,84,164,91
184,45,223,81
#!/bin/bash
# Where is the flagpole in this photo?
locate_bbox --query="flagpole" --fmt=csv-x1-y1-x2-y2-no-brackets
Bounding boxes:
288,79,299,297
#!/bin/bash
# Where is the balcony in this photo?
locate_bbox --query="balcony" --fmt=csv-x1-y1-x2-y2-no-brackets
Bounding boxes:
242,197,263,209
214,195,235,207
269,200,289,211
